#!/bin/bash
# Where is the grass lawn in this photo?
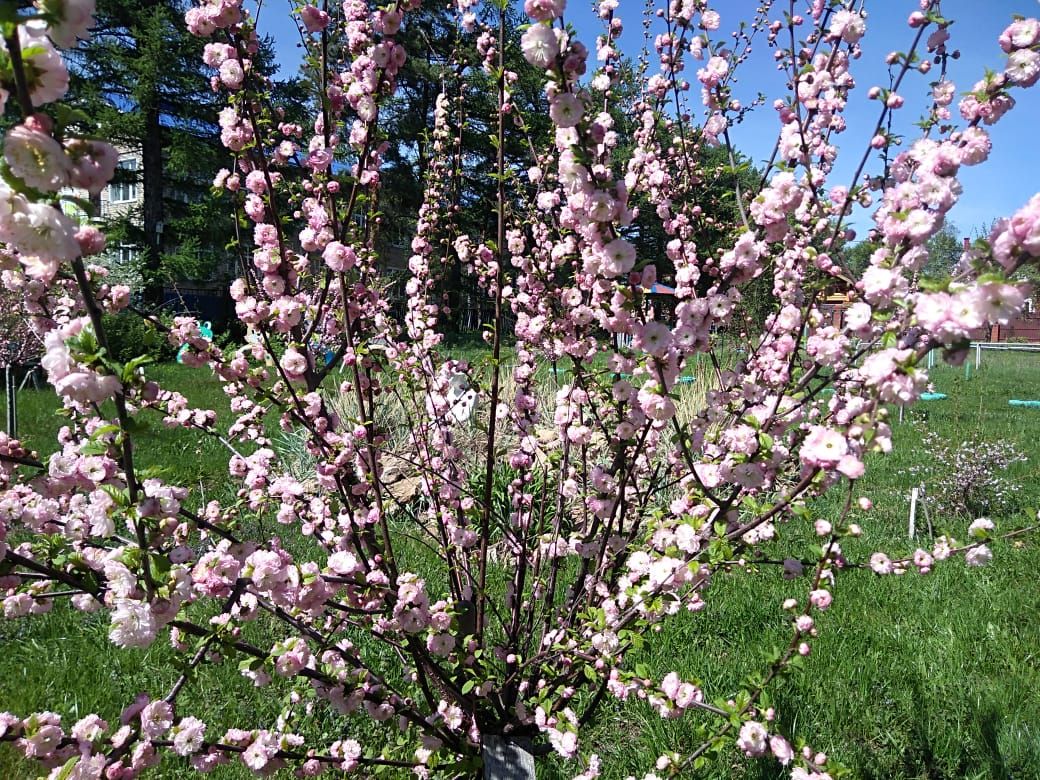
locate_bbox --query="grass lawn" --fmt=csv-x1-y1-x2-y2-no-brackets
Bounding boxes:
3,364,235,504
2,351,1040,778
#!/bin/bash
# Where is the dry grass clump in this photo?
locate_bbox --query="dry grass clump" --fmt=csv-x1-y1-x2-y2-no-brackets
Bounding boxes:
278,358,721,508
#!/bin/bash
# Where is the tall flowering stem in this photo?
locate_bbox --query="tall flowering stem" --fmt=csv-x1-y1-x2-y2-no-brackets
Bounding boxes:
475,0,508,644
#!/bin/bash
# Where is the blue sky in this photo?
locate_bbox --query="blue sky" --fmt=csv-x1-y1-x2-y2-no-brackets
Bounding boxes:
258,0,1040,238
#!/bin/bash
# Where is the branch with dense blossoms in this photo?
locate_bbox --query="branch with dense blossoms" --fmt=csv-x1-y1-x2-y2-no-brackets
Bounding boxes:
3,1,1040,779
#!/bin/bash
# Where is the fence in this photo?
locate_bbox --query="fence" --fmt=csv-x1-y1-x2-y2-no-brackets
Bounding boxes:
990,318,1040,342
161,285,233,326
925,340,1040,371
826,303,1040,344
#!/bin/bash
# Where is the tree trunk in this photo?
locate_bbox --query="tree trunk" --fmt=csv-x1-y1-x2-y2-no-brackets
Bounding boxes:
141,102,164,309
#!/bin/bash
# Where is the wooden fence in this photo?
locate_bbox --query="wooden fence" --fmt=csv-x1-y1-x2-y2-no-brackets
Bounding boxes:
824,302,1040,343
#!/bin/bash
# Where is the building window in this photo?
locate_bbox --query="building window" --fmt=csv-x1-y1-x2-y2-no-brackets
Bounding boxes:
116,244,139,266
110,158,139,203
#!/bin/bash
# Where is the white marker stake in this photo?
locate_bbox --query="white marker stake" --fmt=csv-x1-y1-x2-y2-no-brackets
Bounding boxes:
921,490,933,537
908,487,919,539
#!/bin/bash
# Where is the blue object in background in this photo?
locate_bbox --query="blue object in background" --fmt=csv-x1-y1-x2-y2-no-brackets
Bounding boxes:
1009,399,1040,408
920,392,947,401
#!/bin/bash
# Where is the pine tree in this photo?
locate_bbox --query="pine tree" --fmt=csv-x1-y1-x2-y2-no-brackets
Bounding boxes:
65,0,301,312
375,4,550,246
64,0,218,306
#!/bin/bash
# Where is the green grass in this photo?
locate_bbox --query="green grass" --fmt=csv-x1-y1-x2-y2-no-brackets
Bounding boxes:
4,364,234,503
3,353,1040,778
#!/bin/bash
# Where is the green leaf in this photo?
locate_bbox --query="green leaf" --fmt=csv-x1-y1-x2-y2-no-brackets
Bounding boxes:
78,441,109,456
54,101,94,129
122,354,155,382
44,756,79,780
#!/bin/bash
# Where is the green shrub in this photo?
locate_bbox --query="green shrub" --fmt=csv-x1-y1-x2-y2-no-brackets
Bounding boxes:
101,312,177,364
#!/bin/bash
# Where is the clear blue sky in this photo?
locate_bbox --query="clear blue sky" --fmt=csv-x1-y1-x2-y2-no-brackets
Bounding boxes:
258,0,1040,238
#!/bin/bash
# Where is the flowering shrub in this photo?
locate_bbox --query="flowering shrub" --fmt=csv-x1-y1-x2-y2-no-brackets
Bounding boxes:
2,0,1040,778
911,430,1028,520
0,284,41,369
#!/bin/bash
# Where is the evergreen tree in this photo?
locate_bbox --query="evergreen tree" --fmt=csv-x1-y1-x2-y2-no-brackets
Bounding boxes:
329,3,552,332
65,0,216,306
65,0,301,312
374,4,550,246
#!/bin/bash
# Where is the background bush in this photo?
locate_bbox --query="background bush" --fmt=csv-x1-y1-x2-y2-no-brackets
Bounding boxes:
100,312,178,364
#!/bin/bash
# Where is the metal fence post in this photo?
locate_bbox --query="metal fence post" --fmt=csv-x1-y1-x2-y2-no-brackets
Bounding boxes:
4,364,16,437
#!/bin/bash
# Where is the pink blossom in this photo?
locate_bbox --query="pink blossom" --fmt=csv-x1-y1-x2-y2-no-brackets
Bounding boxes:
913,548,934,574
600,238,636,276
242,732,279,771
809,589,832,610
279,348,309,379
800,426,848,468
859,349,924,404
323,241,357,271
633,321,672,358
524,0,566,22
829,10,866,43
4,123,69,191
0,194,80,263
426,633,455,656
203,42,235,68
869,553,894,575
521,24,559,69
327,550,361,576
140,700,173,739
965,545,993,567
770,734,794,765
1000,18,1040,52
273,638,311,676
219,58,245,89
108,600,157,648
71,714,107,743
35,0,96,48
171,716,207,756
1006,49,1040,87
736,721,768,757
184,6,216,36
75,225,106,256
329,738,362,771
17,27,69,105
549,93,583,128
18,713,63,758
300,5,330,33
700,10,721,30
968,517,995,539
